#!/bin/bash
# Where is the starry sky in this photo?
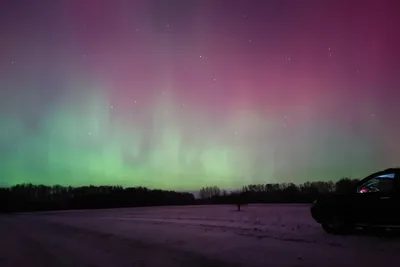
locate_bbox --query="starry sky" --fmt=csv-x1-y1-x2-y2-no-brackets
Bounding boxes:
0,0,399,190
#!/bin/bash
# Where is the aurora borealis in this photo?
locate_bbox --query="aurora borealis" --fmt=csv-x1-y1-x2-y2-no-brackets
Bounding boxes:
0,0,399,190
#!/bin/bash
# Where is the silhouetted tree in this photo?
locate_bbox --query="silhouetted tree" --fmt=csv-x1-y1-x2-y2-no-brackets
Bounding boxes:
199,186,221,199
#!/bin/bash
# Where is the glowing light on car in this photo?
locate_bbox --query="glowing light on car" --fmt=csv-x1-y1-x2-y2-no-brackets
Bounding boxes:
377,173,395,179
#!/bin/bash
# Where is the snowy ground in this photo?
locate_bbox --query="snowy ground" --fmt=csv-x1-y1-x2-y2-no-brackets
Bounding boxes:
1,204,400,267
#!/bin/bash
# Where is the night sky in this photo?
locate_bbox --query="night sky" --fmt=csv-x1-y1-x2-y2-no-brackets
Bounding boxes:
1,0,399,190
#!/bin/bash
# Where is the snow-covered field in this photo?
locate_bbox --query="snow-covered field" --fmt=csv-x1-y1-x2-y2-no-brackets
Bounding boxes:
1,204,400,267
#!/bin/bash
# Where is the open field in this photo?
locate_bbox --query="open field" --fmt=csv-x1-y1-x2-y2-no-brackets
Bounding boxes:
1,204,400,267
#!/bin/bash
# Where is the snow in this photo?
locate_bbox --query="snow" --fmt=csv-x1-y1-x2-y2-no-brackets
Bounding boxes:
2,204,400,267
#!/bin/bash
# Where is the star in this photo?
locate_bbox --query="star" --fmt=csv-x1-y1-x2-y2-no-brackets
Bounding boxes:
11,61,14,64
88,132,91,135
199,55,203,59
110,105,113,109
134,100,137,103
213,78,217,81
248,39,252,43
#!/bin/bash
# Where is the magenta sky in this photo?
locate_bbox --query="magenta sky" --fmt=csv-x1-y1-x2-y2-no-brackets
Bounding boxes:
0,0,399,189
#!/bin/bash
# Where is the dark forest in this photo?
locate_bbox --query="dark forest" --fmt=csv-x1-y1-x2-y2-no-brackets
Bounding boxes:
0,178,359,213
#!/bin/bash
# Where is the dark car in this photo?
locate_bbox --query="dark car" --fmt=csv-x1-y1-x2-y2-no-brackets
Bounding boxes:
311,168,400,234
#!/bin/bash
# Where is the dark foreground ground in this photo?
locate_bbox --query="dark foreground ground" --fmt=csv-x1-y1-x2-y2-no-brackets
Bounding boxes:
1,204,400,267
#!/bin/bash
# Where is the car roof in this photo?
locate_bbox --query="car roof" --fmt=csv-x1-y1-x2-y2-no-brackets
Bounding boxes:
383,167,400,172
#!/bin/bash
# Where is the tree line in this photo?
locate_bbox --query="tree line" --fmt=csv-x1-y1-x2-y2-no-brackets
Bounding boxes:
198,178,360,204
0,184,195,213
0,178,359,213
